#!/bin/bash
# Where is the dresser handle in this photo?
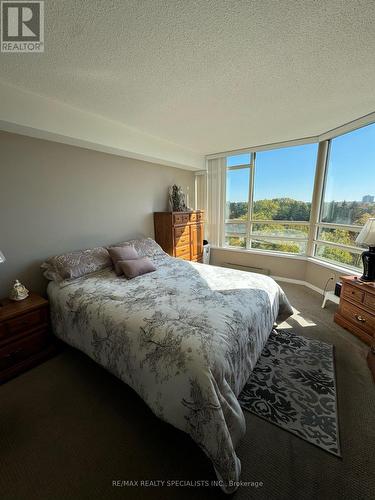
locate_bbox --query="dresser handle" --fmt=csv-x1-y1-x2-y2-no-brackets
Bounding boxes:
18,320,31,327
354,314,366,323
5,348,23,359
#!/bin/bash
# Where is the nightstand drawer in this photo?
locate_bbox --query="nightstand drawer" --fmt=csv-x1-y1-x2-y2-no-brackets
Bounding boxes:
343,284,365,304
364,293,375,312
0,330,49,371
340,300,375,337
3,308,47,337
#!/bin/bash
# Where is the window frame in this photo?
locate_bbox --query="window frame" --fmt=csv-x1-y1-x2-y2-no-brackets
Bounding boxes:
224,151,312,255
217,118,375,272
311,135,366,271
225,159,252,250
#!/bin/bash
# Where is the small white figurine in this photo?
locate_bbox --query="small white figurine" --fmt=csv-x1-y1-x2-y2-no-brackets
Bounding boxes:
9,280,29,301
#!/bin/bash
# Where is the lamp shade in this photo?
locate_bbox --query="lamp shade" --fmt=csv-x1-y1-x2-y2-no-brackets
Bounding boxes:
0,250,5,263
356,218,375,247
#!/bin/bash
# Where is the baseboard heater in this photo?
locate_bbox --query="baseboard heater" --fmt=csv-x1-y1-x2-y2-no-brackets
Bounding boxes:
222,262,270,276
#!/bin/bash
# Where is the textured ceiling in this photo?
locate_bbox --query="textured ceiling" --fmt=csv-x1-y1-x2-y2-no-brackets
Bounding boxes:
1,0,375,155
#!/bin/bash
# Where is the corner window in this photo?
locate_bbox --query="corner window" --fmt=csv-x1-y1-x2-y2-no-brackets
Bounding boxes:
314,123,375,268
224,144,317,254
216,120,375,271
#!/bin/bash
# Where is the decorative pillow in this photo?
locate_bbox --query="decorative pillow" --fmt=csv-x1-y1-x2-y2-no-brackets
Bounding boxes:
108,246,139,276
118,257,156,279
41,247,112,282
112,238,166,259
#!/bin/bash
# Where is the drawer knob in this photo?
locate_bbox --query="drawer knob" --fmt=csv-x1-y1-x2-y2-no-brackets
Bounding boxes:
5,348,23,359
354,314,366,323
19,320,31,327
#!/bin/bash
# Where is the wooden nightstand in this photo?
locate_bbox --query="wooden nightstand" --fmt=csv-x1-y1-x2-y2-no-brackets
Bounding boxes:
0,292,57,383
334,276,375,345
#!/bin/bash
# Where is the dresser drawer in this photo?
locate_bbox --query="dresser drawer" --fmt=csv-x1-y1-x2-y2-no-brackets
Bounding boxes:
340,300,375,337
364,293,375,312
174,225,189,238
178,253,191,261
174,232,190,248
191,255,203,263
173,213,189,225
190,213,197,222
175,244,190,258
343,284,365,304
2,308,47,338
0,330,49,371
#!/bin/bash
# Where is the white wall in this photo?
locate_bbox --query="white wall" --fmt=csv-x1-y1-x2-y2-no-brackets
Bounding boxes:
210,247,307,280
0,131,195,297
0,80,205,171
210,247,356,292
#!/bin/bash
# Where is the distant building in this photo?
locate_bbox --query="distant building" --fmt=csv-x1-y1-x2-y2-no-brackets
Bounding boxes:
362,195,374,203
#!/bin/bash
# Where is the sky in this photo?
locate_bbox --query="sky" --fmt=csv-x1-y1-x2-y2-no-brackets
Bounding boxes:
226,122,375,203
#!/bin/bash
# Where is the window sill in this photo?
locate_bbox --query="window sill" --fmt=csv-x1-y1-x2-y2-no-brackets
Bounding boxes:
210,246,306,260
210,245,361,275
306,257,360,275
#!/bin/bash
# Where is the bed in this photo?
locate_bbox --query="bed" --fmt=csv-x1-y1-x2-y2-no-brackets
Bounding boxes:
45,238,293,493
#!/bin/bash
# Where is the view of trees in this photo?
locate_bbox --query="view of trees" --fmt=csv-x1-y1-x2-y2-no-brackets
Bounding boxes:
227,198,312,221
322,200,375,226
225,198,375,267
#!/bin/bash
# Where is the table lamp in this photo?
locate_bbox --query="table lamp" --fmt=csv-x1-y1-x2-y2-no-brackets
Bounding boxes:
355,218,375,281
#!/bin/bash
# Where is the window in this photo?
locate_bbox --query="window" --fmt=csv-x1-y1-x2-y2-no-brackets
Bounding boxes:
224,144,317,254
225,155,250,248
314,123,375,268
215,119,375,271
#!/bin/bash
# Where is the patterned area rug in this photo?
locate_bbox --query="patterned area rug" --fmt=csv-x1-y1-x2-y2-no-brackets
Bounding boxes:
239,330,341,456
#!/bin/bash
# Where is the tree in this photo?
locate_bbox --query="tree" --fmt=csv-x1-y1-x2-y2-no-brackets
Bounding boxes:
226,197,375,267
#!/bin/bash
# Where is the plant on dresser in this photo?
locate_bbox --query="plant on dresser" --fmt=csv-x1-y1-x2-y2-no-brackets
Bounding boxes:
154,211,204,262
334,276,375,345
0,292,57,383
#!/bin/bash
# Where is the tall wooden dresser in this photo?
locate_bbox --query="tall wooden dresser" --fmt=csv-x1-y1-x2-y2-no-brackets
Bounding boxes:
154,211,204,262
334,276,375,345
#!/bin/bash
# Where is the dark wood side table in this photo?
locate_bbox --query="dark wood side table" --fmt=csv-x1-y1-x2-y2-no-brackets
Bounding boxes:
0,292,57,384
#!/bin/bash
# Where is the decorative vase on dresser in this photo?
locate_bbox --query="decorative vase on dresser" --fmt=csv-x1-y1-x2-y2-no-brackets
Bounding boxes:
334,276,375,345
154,211,204,262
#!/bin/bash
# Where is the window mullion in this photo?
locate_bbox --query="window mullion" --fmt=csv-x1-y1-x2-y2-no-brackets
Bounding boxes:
314,239,363,253
307,140,329,257
246,153,255,249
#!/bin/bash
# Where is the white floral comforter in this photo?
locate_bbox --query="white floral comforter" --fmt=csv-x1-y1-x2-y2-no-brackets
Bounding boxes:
47,250,292,493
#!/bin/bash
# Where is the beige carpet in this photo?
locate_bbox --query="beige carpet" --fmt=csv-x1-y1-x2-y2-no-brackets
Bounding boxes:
0,283,374,500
